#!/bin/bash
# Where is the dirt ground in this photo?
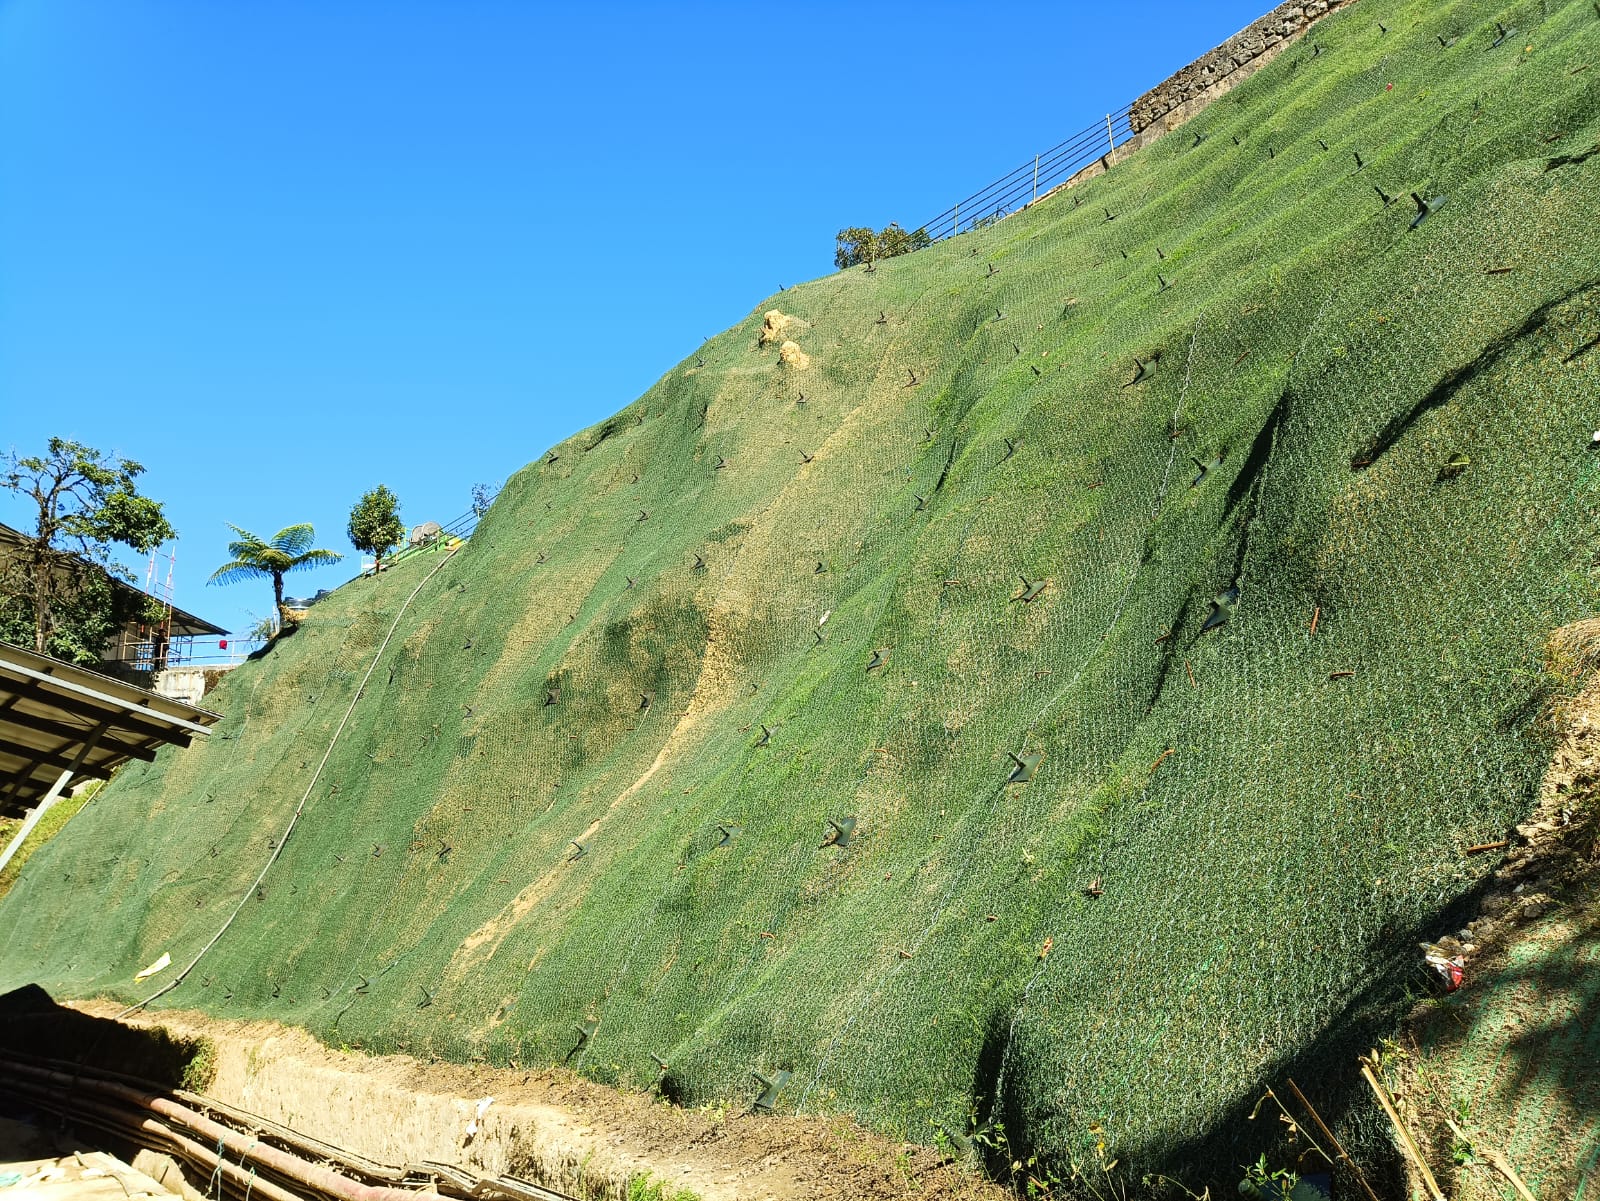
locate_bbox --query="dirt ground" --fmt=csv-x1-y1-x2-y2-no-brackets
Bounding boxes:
71,1001,1008,1201
1396,621,1600,1200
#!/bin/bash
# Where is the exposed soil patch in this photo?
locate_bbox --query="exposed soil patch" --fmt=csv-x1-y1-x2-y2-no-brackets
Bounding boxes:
1396,619,1600,1200
70,1002,1006,1201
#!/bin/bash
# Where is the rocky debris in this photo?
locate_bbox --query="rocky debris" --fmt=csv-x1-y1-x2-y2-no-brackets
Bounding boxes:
1445,632,1600,967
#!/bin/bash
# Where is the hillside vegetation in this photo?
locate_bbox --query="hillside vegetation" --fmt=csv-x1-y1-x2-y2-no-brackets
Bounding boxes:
5,0,1600,1189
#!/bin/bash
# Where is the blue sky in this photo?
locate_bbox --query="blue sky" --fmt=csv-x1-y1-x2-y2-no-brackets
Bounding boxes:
1,0,1266,640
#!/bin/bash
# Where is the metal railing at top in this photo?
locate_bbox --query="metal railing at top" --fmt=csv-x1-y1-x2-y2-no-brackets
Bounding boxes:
360,501,489,575
918,104,1134,241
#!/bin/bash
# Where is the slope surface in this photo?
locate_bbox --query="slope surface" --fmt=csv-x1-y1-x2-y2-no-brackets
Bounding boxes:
6,0,1600,1185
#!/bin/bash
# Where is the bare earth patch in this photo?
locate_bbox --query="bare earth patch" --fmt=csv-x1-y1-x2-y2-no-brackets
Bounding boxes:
71,1002,1006,1201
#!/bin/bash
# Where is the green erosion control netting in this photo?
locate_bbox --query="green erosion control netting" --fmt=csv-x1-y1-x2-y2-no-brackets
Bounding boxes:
1416,907,1600,1199
5,0,1600,1184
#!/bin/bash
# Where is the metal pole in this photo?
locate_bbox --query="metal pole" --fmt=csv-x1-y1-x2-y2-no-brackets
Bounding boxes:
1107,113,1116,156
0,718,111,876
1033,154,1039,203
953,202,959,236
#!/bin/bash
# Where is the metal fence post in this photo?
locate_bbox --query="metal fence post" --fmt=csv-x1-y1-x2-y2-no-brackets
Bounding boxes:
1033,154,1039,203
1106,113,1115,156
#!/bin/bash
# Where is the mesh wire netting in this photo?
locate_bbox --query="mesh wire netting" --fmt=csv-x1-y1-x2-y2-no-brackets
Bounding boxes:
4,0,1600,1186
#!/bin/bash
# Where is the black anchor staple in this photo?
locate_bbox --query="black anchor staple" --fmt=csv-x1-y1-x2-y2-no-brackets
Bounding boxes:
1409,192,1446,229
567,1020,598,1061
1008,751,1043,783
822,818,857,848
752,1070,791,1113
1190,452,1224,488
1200,585,1240,633
1123,356,1155,387
1014,577,1047,603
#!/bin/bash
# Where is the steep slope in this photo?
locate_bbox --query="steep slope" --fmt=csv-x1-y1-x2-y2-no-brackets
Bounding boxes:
5,0,1600,1188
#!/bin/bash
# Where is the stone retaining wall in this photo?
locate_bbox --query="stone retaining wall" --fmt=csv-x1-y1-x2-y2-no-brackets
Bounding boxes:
1128,0,1357,135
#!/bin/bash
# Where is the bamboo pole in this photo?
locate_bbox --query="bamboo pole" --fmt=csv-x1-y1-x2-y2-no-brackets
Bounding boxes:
1360,1061,1445,1201
1285,1078,1381,1201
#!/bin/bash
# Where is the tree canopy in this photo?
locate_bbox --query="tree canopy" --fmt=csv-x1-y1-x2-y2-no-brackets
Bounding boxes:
834,222,932,270
208,524,343,620
347,485,405,573
0,437,174,660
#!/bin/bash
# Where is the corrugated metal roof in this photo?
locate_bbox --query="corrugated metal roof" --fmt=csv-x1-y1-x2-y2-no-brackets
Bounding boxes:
0,641,220,818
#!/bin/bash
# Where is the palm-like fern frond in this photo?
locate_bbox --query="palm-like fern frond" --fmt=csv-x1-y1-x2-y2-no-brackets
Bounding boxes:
209,524,343,588
287,547,343,573
208,557,270,586
270,524,317,558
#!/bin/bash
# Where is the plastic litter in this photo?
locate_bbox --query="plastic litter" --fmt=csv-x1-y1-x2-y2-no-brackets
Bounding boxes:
134,952,171,981
1421,939,1465,990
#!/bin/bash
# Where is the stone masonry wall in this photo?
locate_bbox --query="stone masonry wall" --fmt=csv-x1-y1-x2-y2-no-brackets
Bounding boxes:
1128,0,1358,134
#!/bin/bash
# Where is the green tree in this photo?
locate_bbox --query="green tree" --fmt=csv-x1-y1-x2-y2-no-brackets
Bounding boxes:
346,485,405,574
1,437,174,659
833,222,932,269
208,524,343,621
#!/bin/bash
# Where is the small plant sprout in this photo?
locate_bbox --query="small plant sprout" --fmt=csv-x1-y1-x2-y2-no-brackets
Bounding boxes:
1123,356,1156,387
751,1069,791,1113
567,1019,598,1061
1200,585,1240,633
821,817,857,848
1014,577,1048,603
1007,751,1043,783
1190,452,1225,488
1410,192,1447,229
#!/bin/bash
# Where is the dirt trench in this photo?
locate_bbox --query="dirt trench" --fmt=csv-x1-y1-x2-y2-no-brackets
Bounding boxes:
71,1003,1005,1201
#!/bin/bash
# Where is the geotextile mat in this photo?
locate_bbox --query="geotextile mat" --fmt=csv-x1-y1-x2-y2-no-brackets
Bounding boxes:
5,0,1600,1185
